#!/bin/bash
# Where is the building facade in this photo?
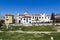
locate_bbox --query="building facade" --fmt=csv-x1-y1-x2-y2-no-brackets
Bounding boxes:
21,16,32,24
4,11,51,24
16,10,28,23
5,14,14,24
16,11,51,24
31,13,51,23
16,13,24,23
16,10,32,24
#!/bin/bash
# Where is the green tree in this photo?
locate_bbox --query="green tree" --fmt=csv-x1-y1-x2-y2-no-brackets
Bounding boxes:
0,20,2,27
55,18,60,23
1,20,4,24
51,13,55,25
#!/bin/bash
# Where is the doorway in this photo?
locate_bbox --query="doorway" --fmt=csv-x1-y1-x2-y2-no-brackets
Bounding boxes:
19,20,20,23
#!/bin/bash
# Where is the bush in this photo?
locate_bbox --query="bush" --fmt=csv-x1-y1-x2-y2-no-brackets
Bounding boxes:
55,18,60,23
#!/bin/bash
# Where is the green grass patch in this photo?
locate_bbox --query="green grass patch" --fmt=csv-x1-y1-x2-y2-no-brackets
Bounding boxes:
0,32,60,40
0,25,56,31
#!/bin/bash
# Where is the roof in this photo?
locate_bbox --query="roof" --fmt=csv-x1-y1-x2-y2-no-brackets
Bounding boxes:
22,16,31,18
18,14,25,16
5,14,14,16
31,14,41,16
55,16,60,18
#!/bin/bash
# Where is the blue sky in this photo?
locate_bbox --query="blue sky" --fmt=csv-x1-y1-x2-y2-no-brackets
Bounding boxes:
0,0,60,16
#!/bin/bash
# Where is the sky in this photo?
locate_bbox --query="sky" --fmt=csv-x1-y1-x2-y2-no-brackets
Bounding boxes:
0,0,60,16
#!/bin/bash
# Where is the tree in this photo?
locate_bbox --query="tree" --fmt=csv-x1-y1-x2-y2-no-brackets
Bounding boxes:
1,20,4,24
0,20,3,27
51,13,55,25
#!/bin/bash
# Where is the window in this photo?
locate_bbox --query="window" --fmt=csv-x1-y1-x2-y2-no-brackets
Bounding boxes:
42,17,43,19
33,17,34,19
35,17,36,19
48,17,49,19
24,18,25,20
24,22,25,23
37,17,38,20
29,22,31,23
21,18,22,20
26,18,28,22
6,19,9,21
45,17,46,19
29,18,31,20
39,17,41,19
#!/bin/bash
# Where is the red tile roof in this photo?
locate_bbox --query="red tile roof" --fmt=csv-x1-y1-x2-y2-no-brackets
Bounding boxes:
5,14,14,16
18,14,25,16
22,16,31,18
55,16,60,18
31,14,41,16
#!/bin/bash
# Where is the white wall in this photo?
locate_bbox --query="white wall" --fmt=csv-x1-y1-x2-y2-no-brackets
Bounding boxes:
31,14,51,23
21,18,32,24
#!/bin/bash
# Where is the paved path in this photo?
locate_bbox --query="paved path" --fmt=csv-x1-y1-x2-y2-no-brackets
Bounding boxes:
10,31,52,34
0,30,55,34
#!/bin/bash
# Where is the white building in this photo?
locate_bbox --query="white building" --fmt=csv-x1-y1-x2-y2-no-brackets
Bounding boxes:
16,10,32,24
21,15,32,24
16,13,24,23
31,13,51,23
16,11,51,24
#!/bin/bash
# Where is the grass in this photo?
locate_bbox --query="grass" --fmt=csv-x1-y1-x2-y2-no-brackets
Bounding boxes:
0,32,60,40
0,25,56,31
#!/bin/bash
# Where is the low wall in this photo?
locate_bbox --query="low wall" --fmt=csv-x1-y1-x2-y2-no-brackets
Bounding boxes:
9,23,60,26
9,23,53,26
